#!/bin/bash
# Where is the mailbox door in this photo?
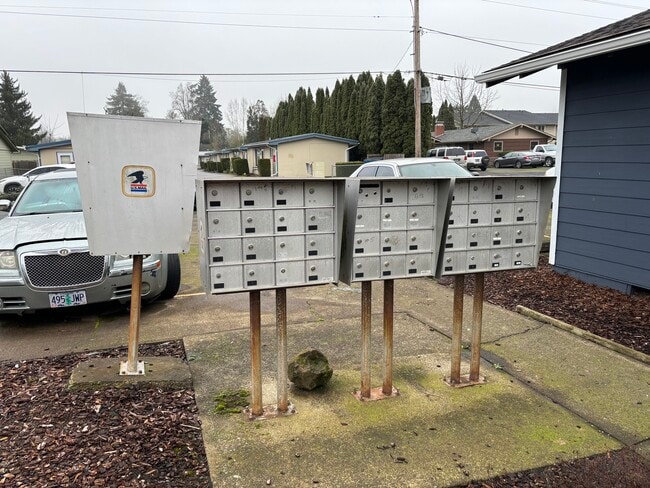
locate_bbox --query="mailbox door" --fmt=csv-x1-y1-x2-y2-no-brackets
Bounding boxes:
352,232,380,256
490,226,514,248
241,210,274,235
306,234,334,258
406,253,434,276
514,179,538,201
206,183,240,209
512,246,536,267
306,258,335,283
467,204,492,226
208,211,242,237
445,228,468,251
240,182,273,207
448,204,468,227
276,261,305,286
490,248,512,270
468,179,493,203
275,235,305,261
274,209,305,233
211,265,243,292
380,231,407,254
352,256,380,280
208,238,242,265
491,202,515,225
465,250,490,272
452,180,469,204
442,251,465,274
407,205,434,229
305,181,334,206
514,202,538,224
513,224,537,246
355,207,380,232
243,263,275,288
466,227,492,249
492,179,515,202
357,182,382,206
242,236,275,262
305,208,335,233
382,181,408,205
407,229,434,253
380,255,406,278
273,182,304,207
380,206,407,230
408,180,436,204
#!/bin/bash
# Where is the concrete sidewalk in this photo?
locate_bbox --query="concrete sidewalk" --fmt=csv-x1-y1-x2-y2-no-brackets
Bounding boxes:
183,278,649,487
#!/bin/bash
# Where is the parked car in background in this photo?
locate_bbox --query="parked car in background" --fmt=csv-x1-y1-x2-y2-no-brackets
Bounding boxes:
0,163,75,194
464,150,489,171
493,151,544,168
425,147,467,166
350,157,474,178
0,169,181,314
532,144,557,167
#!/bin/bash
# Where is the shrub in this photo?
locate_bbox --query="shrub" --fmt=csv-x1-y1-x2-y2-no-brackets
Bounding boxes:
232,158,249,175
258,158,271,177
207,161,217,172
334,161,363,177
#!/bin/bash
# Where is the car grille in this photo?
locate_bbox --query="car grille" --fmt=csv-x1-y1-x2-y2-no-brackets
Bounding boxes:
23,251,106,289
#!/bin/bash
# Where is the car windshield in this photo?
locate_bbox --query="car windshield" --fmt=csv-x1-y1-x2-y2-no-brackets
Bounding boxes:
398,162,472,177
12,178,82,216
474,150,487,156
446,148,465,156
543,145,556,151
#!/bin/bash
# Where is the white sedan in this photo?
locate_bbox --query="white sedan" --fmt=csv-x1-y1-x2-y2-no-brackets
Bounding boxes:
0,164,75,194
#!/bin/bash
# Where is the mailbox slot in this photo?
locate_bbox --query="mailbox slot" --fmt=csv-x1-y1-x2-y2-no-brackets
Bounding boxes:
492,180,515,201
380,206,408,230
352,256,380,280
466,227,492,249
352,232,380,255
513,224,537,246
490,248,512,269
467,204,492,226
445,228,468,250
468,179,493,203
407,205,435,229
305,181,335,206
406,253,434,275
407,229,434,252
243,263,275,288
273,182,304,207
512,246,536,267
514,179,538,201
241,210,274,235
514,202,538,223
408,180,436,204
380,231,407,254
452,180,469,203
306,234,335,257
208,211,241,237
207,182,240,209
274,209,305,233
275,235,305,261
491,202,515,225
355,206,381,232
240,182,273,207
382,181,408,204
306,258,335,283
209,238,242,264
211,265,243,292
242,236,275,261
305,207,335,232
275,261,305,286
380,255,406,277
448,204,468,227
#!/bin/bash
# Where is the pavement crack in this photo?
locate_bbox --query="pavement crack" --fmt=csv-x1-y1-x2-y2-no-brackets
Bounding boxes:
482,321,546,345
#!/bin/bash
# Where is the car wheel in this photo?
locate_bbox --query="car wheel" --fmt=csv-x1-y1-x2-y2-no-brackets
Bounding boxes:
159,254,181,299
515,161,522,169
494,161,500,168
481,165,487,171
544,157,553,167
4,183,22,194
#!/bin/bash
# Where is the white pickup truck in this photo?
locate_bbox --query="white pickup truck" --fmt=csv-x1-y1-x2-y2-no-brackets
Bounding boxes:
532,144,557,167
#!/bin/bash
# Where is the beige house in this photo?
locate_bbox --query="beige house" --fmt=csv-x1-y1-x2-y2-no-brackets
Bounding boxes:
26,139,74,166
0,125,18,177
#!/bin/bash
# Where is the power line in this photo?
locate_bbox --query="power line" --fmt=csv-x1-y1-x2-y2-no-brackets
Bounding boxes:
478,0,619,20
421,27,533,53
579,0,647,9
3,69,393,77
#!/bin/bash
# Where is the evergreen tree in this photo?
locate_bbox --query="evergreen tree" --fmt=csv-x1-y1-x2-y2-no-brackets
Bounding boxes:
191,75,225,146
437,100,456,130
404,79,415,157
381,71,407,154
0,71,41,145
105,82,147,117
311,88,326,133
420,74,433,151
246,100,271,142
363,75,384,155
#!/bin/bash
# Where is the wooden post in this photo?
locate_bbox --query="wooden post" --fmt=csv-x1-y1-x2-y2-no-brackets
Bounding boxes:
470,273,485,382
250,291,263,416
382,279,394,396
276,288,288,412
361,281,372,399
450,274,465,384
122,254,144,375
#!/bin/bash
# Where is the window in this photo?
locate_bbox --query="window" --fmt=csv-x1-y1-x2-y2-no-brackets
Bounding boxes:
375,166,395,176
57,152,74,164
357,166,378,177
530,140,539,150
493,141,503,152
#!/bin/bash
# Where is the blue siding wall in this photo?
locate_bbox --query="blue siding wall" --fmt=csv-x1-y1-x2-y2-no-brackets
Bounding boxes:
557,44,650,293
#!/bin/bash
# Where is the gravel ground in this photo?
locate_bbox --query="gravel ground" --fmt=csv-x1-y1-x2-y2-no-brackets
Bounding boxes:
2,256,648,487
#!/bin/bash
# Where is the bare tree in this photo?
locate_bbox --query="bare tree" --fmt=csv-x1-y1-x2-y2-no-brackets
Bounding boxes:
38,116,65,142
435,64,498,129
224,98,250,147
167,83,195,119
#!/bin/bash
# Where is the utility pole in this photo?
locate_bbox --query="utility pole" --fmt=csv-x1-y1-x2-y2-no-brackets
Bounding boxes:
413,0,422,157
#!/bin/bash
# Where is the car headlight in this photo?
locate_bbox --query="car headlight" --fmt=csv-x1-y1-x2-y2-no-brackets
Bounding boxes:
0,251,17,270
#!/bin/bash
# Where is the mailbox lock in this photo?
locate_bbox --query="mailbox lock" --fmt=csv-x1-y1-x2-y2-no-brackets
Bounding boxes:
471,232,477,238
518,207,524,213
384,213,390,219
520,185,524,190
384,237,390,243
310,265,316,271
411,236,416,241
310,240,316,247
496,209,501,214
214,246,221,252
447,234,452,240
249,270,255,276
470,255,475,261
386,188,391,193
494,231,500,237
278,189,284,195
493,254,501,259
410,259,416,265
384,261,390,267
446,257,452,263
356,239,362,244
213,218,219,224
246,189,252,195
247,217,253,223
279,242,286,248
515,252,521,258
357,214,363,220
496,185,502,191
473,185,478,191
211,189,218,196
248,244,254,250
308,188,315,194
310,215,316,221
356,263,362,269
411,211,417,217
216,273,221,279
279,216,285,222
472,209,477,215
280,268,286,274
517,230,522,235
412,187,418,192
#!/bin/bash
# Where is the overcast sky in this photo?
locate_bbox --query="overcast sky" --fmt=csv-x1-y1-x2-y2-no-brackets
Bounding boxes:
1,0,647,139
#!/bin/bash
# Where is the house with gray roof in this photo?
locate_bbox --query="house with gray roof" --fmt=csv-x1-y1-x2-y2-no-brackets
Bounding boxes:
0,125,18,177
476,8,650,294
470,110,558,137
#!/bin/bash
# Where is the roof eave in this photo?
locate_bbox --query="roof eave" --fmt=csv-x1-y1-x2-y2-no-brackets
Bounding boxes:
476,30,650,87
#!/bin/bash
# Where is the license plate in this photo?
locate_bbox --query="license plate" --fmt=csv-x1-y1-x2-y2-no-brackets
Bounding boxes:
49,290,87,308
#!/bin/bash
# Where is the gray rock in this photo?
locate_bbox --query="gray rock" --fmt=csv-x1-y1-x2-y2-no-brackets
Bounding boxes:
288,349,333,391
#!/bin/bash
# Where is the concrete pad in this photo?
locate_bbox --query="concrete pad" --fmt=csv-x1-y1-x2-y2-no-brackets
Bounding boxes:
68,356,192,390
185,318,620,487
483,324,650,446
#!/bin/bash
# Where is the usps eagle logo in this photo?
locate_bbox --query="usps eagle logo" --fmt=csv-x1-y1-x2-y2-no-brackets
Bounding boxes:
122,165,156,198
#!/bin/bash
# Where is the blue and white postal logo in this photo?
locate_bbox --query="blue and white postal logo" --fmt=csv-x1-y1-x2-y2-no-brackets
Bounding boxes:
122,165,156,198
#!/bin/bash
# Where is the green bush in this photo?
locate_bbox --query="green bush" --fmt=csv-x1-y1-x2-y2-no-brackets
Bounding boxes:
334,161,363,177
258,158,271,177
207,161,217,172
232,158,249,175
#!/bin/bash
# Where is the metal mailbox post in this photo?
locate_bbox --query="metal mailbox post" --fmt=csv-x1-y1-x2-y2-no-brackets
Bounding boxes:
340,177,453,400
440,176,555,386
197,177,345,418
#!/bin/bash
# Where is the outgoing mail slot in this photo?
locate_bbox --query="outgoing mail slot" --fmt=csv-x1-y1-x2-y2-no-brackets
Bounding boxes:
306,258,335,283
514,178,538,201
353,256,380,280
242,236,275,261
466,227,492,249
274,208,305,233
465,250,490,272
491,202,515,224
445,228,468,250
380,255,405,278
512,246,536,267
240,182,273,207
209,238,242,264
468,179,493,203
408,180,436,204
490,248,512,270
380,206,407,230
275,235,305,260
382,181,408,205
513,225,537,246
211,265,243,292
448,204,468,227
241,210,274,235
243,263,275,289
490,226,513,247
406,253,434,276
352,232,380,255
206,183,240,209
442,251,466,274
273,182,304,207
407,229,434,252
305,181,334,206
492,179,516,202
407,205,434,229
380,231,407,254
275,261,305,286
307,234,334,257
305,207,335,232
467,204,491,226
355,207,380,232
452,180,469,203
208,211,241,237
514,202,538,223
357,182,381,206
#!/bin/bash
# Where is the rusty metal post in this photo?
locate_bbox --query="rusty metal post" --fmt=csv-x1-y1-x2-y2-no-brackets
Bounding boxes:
470,273,485,382
382,279,394,396
361,281,372,399
276,288,288,412
250,290,263,416
450,274,465,384
121,254,144,375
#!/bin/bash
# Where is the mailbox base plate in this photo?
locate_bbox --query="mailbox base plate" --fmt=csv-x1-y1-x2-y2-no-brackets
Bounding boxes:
352,386,400,402
243,403,297,421
443,374,487,388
